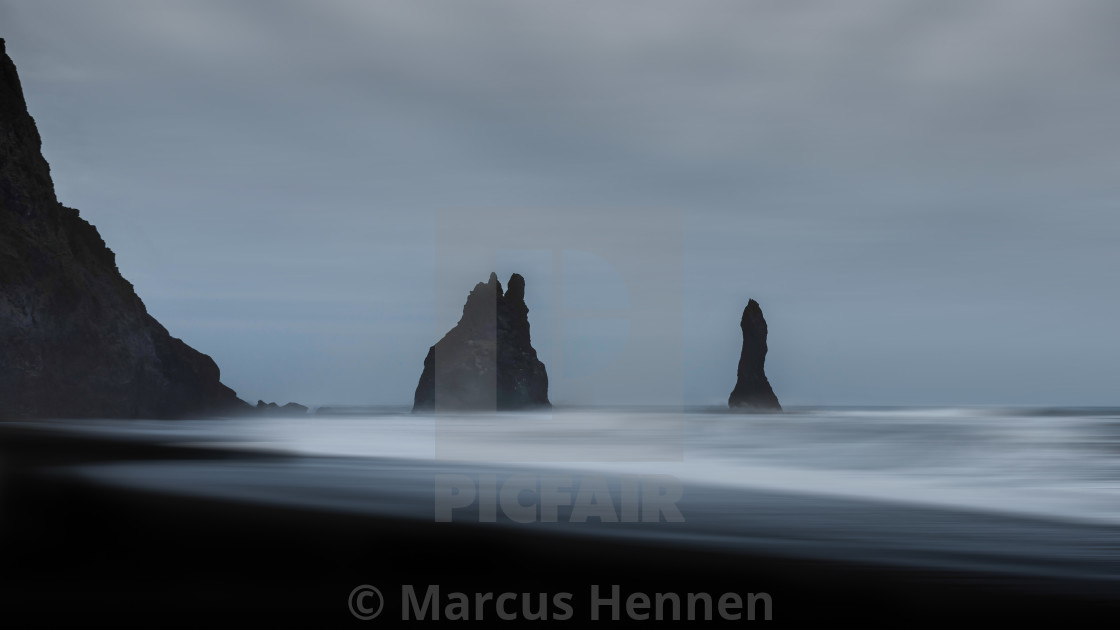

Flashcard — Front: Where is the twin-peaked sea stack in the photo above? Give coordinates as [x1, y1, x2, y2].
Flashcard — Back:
[413, 273, 550, 412]
[729, 299, 782, 411]
[0, 40, 247, 419]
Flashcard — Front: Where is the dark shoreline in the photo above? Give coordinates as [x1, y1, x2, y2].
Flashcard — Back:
[2, 424, 1118, 626]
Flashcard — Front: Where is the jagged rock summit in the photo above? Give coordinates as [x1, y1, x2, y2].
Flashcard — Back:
[728, 299, 782, 411]
[413, 272, 550, 411]
[0, 39, 248, 418]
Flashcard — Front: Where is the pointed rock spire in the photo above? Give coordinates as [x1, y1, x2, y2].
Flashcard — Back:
[729, 299, 782, 411]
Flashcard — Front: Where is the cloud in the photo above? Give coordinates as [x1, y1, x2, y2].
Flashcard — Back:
[2, 0, 1118, 405]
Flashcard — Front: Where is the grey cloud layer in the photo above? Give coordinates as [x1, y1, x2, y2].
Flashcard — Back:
[2, 0, 1117, 405]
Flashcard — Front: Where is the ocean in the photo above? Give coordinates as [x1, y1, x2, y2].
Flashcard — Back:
[14, 406, 1120, 585]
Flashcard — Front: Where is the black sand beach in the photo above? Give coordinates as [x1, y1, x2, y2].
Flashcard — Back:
[2, 423, 1118, 627]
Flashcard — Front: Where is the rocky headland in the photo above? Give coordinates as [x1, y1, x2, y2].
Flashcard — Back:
[0, 39, 248, 419]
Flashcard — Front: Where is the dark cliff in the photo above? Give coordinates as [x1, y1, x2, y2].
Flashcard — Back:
[728, 299, 782, 411]
[0, 39, 248, 418]
[413, 272, 550, 411]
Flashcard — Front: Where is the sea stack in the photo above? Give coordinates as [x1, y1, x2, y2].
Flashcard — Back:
[728, 299, 782, 411]
[0, 39, 248, 419]
[413, 272, 550, 411]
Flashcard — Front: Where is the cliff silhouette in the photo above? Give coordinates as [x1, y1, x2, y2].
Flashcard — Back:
[0, 39, 248, 418]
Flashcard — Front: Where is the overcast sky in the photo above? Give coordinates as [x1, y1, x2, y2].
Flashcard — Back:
[3, 0, 1118, 407]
